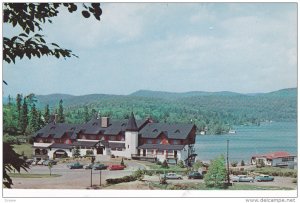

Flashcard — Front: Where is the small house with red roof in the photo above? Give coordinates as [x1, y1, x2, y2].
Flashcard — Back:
[251, 151, 296, 169]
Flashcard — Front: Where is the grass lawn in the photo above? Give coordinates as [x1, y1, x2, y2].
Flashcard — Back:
[149, 182, 293, 190]
[12, 143, 33, 158]
[8, 173, 61, 178]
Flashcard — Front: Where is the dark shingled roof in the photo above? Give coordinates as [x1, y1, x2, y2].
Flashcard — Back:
[109, 142, 126, 149]
[72, 140, 99, 148]
[126, 112, 138, 131]
[49, 143, 73, 149]
[138, 144, 185, 150]
[139, 123, 195, 140]
[33, 123, 80, 139]
[33, 117, 149, 139]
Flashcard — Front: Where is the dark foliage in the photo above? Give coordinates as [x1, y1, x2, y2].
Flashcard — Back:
[3, 3, 102, 64]
[3, 143, 29, 188]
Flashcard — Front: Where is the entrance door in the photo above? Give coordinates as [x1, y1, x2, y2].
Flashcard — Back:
[137, 149, 141, 156]
[143, 149, 146, 157]
[97, 148, 103, 155]
[174, 150, 177, 158]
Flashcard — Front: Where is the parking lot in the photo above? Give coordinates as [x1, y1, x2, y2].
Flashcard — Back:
[11, 160, 146, 189]
[10, 160, 297, 190]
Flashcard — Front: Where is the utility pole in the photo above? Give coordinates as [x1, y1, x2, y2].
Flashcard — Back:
[90, 156, 95, 187]
[99, 169, 102, 186]
[227, 139, 230, 185]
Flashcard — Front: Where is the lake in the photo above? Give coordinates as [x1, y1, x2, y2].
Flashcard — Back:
[194, 122, 297, 164]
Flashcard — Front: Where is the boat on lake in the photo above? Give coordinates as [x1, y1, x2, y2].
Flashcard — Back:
[228, 129, 236, 134]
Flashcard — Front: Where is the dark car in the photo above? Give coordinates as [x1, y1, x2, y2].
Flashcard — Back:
[188, 171, 203, 179]
[67, 162, 83, 169]
[93, 163, 108, 170]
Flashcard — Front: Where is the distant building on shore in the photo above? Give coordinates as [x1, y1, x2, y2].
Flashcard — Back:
[32, 112, 197, 165]
[251, 151, 296, 169]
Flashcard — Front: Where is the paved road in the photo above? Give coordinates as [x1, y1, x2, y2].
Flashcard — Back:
[11, 161, 146, 189]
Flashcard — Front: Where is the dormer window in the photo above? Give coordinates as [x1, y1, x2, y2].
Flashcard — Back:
[121, 123, 126, 127]
[50, 126, 55, 130]
[70, 127, 76, 131]
[92, 122, 98, 126]
[175, 129, 180, 133]
[152, 129, 158, 132]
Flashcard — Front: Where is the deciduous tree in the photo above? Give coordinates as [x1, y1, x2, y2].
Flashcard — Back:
[3, 3, 102, 64]
[204, 155, 227, 188]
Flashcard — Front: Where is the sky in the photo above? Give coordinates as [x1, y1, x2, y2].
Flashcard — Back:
[2, 2, 297, 96]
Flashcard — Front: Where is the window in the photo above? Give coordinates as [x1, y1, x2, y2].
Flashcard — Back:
[110, 136, 116, 141]
[173, 140, 180, 144]
[157, 150, 164, 155]
[147, 139, 152, 144]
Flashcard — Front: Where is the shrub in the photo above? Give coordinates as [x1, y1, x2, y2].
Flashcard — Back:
[292, 179, 297, 183]
[156, 160, 162, 165]
[3, 135, 18, 144]
[192, 160, 203, 171]
[253, 167, 297, 178]
[111, 154, 115, 158]
[85, 150, 94, 156]
[161, 160, 169, 168]
[177, 160, 185, 168]
[133, 169, 144, 180]
[120, 158, 125, 166]
[231, 161, 238, 167]
[241, 160, 245, 166]
[106, 173, 139, 185]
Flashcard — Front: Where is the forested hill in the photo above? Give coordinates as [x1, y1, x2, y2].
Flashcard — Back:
[3, 88, 297, 135]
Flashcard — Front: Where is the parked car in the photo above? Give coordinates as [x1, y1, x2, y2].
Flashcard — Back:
[67, 162, 83, 169]
[188, 171, 203, 179]
[93, 163, 108, 170]
[84, 164, 94, 169]
[255, 175, 274, 182]
[43, 160, 57, 166]
[231, 175, 254, 182]
[37, 159, 46, 165]
[160, 173, 183, 180]
[108, 164, 125, 170]
[25, 159, 34, 165]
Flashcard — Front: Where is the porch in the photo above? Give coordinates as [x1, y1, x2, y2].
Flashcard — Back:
[131, 154, 157, 162]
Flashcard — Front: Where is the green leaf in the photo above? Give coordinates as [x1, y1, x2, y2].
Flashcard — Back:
[19, 33, 28, 37]
[82, 10, 90, 18]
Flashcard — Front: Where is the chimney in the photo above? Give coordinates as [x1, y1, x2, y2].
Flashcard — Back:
[101, 117, 110, 128]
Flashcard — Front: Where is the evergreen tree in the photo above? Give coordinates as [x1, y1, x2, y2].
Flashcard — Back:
[30, 103, 39, 132]
[72, 146, 81, 158]
[58, 99, 65, 123]
[44, 104, 50, 124]
[20, 98, 28, 134]
[16, 94, 22, 128]
[83, 106, 89, 122]
[8, 95, 12, 106]
[37, 110, 45, 129]
[204, 155, 227, 188]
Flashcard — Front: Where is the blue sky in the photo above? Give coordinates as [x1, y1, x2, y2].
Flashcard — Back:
[3, 3, 297, 96]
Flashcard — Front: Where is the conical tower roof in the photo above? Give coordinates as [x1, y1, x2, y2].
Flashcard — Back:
[126, 112, 138, 131]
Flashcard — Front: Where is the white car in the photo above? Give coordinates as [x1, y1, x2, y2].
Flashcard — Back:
[231, 175, 254, 182]
[160, 173, 183, 180]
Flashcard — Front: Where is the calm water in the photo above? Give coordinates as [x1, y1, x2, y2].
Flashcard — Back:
[195, 122, 297, 163]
